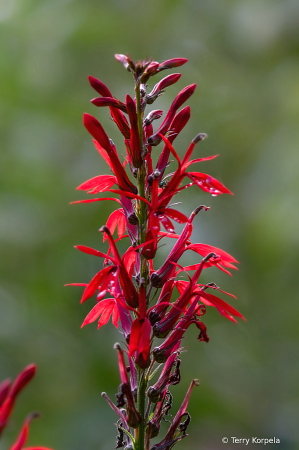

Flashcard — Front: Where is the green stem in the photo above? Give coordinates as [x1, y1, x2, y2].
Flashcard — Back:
[135, 83, 148, 284]
[134, 82, 148, 450]
[137, 371, 147, 450]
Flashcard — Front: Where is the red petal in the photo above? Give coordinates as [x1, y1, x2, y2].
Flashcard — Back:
[187, 243, 239, 264]
[88, 76, 112, 97]
[75, 245, 114, 262]
[159, 58, 188, 70]
[97, 302, 115, 329]
[81, 267, 112, 303]
[91, 97, 127, 113]
[83, 113, 112, 151]
[117, 213, 126, 238]
[81, 298, 115, 328]
[108, 189, 151, 208]
[165, 208, 188, 224]
[10, 413, 38, 450]
[112, 304, 119, 329]
[138, 318, 151, 357]
[93, 140, 113, 168]
[10, 365, 36, 401]
[186, 154, 219, 167]
[0, 379, 10, 409]
[126, 94, 142, 167]
[188, 172, 233, 195]
[128, 319, 142, 356]
[104, 209, 125, 241]
[159, 215, 175, 233]
[77, 175, 116, 193]
[200, 292, 245, 321]
[70, 197, 121, 205]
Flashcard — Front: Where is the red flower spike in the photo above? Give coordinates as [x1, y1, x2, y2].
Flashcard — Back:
[73, 54, 244, 449]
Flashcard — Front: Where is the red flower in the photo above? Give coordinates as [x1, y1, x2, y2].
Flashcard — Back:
[148, 84, 197, 146]
[114, 344, 142, 428]
[83, 113, 137, 194]
[81, 298, 119, 329]
[128, 318, 151, 369]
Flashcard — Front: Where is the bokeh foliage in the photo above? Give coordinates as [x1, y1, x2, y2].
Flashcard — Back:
[1, 0, 299, 449]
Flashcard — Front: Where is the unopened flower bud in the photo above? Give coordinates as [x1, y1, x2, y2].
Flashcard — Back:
[158, 58, 188, 71]
[192, 132, 208, 144]
[128, 213, 138, 225]
[115, 54, 131, 71]
[143, 110, 163, 126]
[153, 347, 167, 363]
[151, 272, 164, 288]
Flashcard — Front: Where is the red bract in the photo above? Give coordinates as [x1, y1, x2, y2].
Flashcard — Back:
[72, 54, 242, 450]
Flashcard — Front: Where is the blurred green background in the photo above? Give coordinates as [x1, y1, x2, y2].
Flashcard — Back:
[1, 0, 299, 449]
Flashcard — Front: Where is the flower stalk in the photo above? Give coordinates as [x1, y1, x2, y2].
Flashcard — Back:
[71, 53, 244, 450]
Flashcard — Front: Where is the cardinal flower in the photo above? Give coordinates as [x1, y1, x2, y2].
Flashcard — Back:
[72, 53, 243, 450]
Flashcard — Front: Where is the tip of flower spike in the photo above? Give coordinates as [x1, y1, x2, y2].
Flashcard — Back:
[193, 379, 200, 386]
[192, 133, 208, 144]
[101, 392, 107, 397]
